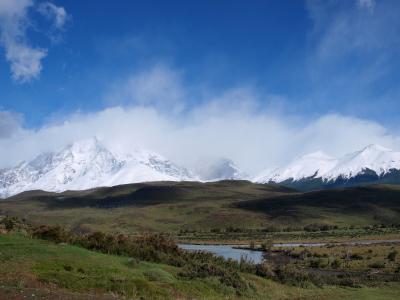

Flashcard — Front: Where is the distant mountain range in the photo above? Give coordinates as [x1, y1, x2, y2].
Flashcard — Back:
[254, 144, 400, 191]
[0, 138, 244, 198]
[1, 138, 400, 198]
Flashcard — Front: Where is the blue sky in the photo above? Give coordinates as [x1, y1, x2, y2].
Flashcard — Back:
[0, 0, 400, 171]
[0, 0, 309, 126]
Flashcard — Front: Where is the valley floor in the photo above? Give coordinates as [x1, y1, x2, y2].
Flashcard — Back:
[1, 233, 400, 300]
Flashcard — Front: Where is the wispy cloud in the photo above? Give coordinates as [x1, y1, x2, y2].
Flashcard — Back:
[38, 2, 68, 30]
[105, 64, 186, 114]
[0, 0, 69, 82]
[305, 0, 400, 119]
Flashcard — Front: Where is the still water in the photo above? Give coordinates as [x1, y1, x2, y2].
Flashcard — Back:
[178, 244, 264, 264]
[179, 239, 400, 263]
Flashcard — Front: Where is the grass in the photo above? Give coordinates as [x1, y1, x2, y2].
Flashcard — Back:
[279, 243, 400, 273]
[1, 182, 400, 239]
[1, 233, 400, 299]
[0, 181, 291, 233]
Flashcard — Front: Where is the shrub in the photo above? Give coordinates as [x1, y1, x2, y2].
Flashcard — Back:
[32, 225, 72, 243]
[303, 223, 335, 232]
[179, 260, 248, 292]
[350, 253, 363, 260]
[331, 259, 341, 269]
[368, 261, 385, 269]
[337, 276, 361, 288]
[255, 262, 275, 278]
[0, 216, 29, 232]
[276, 265, 323, 287]
[309, 259, 323, 268]
[260, 239, 273, 252]
[388, 251, 398, 262]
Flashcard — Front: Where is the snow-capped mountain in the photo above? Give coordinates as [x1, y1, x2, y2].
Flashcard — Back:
[323, 144, 400, 181]
[255, 144, 400, 190]
[0, 138, 194, 198]
[195, 158, 248, 181]
[254, 151, 338, 183]
[2, 139, 399, 198]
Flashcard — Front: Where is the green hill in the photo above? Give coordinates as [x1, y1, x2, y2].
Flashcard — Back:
[0, 181, 399, 235]
[235, 184, 400, 227]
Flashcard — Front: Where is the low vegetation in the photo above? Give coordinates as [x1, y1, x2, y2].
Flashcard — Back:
[1, 182, 400, 299]
[1, 217, 400, 299]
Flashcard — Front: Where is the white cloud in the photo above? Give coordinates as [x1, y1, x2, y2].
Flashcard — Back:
[0, 0, 68, 82]
[0, 111, 22, 138]
[38, 2, 68, 30]
[105, 64, 186, 113]
[1, 64, 399, 173]
[4, 41, 47, 82]
[0, 100, 399, 174]
[0, 0, 47, 82]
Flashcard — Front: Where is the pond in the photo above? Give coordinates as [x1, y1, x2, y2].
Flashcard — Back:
[178, 244, 264, 264]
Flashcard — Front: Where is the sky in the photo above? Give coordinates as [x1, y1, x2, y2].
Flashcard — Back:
[0, 0, 400, 173]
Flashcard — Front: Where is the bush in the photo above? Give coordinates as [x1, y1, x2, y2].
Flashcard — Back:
[276, 265, 323, 287]
[303, 223, 335, 232]
[369, 261, 385, 269]
[388, 251, 398, 262]
[331, 259, 341, 269]
[32, 225, 72, 243]
[350, 253, 363, 260]
[260, 239, 273, 252]
[309, 259, 321, 268]
[179, 259, 248, 292]
[255, 262, 275, 278]
[337, 276, 361, 288]
[0, 216, 29, 232]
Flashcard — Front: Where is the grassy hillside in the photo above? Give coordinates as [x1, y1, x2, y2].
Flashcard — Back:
[0, 181, 399, 238]
[1, 230, 400, 299]
[0, 181, 294, 233]
[235, 185, 400, 227]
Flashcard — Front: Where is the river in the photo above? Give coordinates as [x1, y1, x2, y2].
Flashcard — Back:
[179, 239, 400, 263]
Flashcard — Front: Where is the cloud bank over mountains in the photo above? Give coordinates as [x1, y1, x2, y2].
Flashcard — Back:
[0, 1, 399, 175]
[0, 64, 399, 174]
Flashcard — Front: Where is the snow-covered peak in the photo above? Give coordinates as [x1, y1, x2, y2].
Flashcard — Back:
[360, 144, 392, 153]
[323, 144, 400, 180]
[257, 151, 337, 182]
[0, 138, 194, 198]
[255, 144, 400, 184]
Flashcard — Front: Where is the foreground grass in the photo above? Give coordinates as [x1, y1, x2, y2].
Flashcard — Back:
[1, 233, 400, 299]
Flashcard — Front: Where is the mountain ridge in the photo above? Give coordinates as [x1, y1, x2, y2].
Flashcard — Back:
[1, 139, 400, 197]
[254, 144, 400, 190]
[0, 138, 194, 198]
